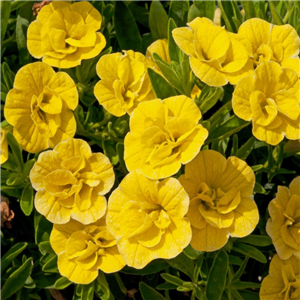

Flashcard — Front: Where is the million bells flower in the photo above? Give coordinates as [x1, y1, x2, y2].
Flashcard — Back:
[106, 170, 191, 269]
[124, 95, 208, 179]
[4, 62, 78, 153]
[266, 176, 300, 260]
[0, 128, 9, 164]
[50, 218, 126, 284]
[232, 61, 300, 146]
[94, 51, 155, 117]
[260, 254, 300, 300]
[237, 18, 300, 75]
[179, 150, 259, 252]
[172, 17, 253, 87]
[27, 1, 106, 68]
[30, 139, 115, 224]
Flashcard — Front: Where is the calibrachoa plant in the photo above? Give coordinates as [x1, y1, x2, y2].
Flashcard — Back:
[1, 1, 300, 300]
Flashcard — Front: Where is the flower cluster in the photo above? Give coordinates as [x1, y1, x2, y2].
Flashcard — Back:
[2, 0, 300, 295]
[27, 1, 106, 68]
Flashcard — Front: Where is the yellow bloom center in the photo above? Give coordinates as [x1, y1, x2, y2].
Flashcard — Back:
[30, 87, 63, 138]
[281, 194, 300, 252]
[43, 156, 102, 211]
[65, 226, 116, 270]
[253, 44, 273, 66]
[279, 264, 300, 299]
[192, 182, 241, 229]
[118, 200, 171, 247]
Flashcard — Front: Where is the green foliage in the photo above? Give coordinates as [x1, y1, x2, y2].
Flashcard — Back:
[1, 1, 300, 299]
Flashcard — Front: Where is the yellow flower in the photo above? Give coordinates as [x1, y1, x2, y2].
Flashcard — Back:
[172, 17, 253, 87]
[30, 138, 114, 224]
[146, 38, 170, 66]
[50, 217, 126, 284]
[27, 1, 106, 68]
[94, 51, 155, 117]
[0, 128, 9, 164]
[146, 39, 201, 99]
[266, 176, 300, 260]
[106, 170, 191, 269]
[238, 18, 300, 75]
[260, 254, 300, 300]
[4, 62, 78, 153]
[232, 61, 300, 146]
[179, 150, 259, 252]
[124, 96, 208, 179]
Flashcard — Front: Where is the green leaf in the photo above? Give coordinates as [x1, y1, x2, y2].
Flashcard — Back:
[11, 0, 31, 11]
[217, 0, 235, 32]
[32, 272, 60, 289]
[149, 0, 168, 40]
[140, 282, 166, 300]
[80, 282, 94, 300]
[206, 251, 228, 300]
[254, 182, 267, 194]
[6, 132, 23, 171]
[167, 252, 194, 279]
[236, 137, 256, 160]
[206, 115, 250, 143]
[16, 2, 33, 65]
[197, 86, 223, 114]
[116, 142, 128, 174]
[238, 235, 272, 247]
[194, 0, 215, 21]
[2, 63, 15, 92]
[1, 1, 11, 43]
[169, 1, 189, 27]
[121, 259, 169, 275]
[114, 1, 142, 52]
[1, 186, 22, 198]
[34, 211, 53, 244]
[103, 4, 114, 20]
[168, 18, 180, 63]
[42, 255, 58, 273]
[102, 140, 118, 165]
[239, 290, 259, 300]
[230, 281, 261, 290]
[20, 184, 34, 216]
[160, 273, 185, 286]
[231, 256, 249, 282]
[153, 53, 185, 94]
[95, 272, 113, 300]
[148, 68, 177, 99]
[1, 242, 27, 273]
[156, 282, 178, 290]
[232, 243, 267, 263]
[193, 254, 204, 282]
[269, 1, 284, 25]
[38, 241, 55, 255]
[128, 2, 150, 28]
[228, 255, 243, 266]
[242, 1, 256, 19]
[188, 4, 201, 22]
[183, 244, 204, 260]
[1, 258, 33, 300]
[54, 277, 72, 290]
